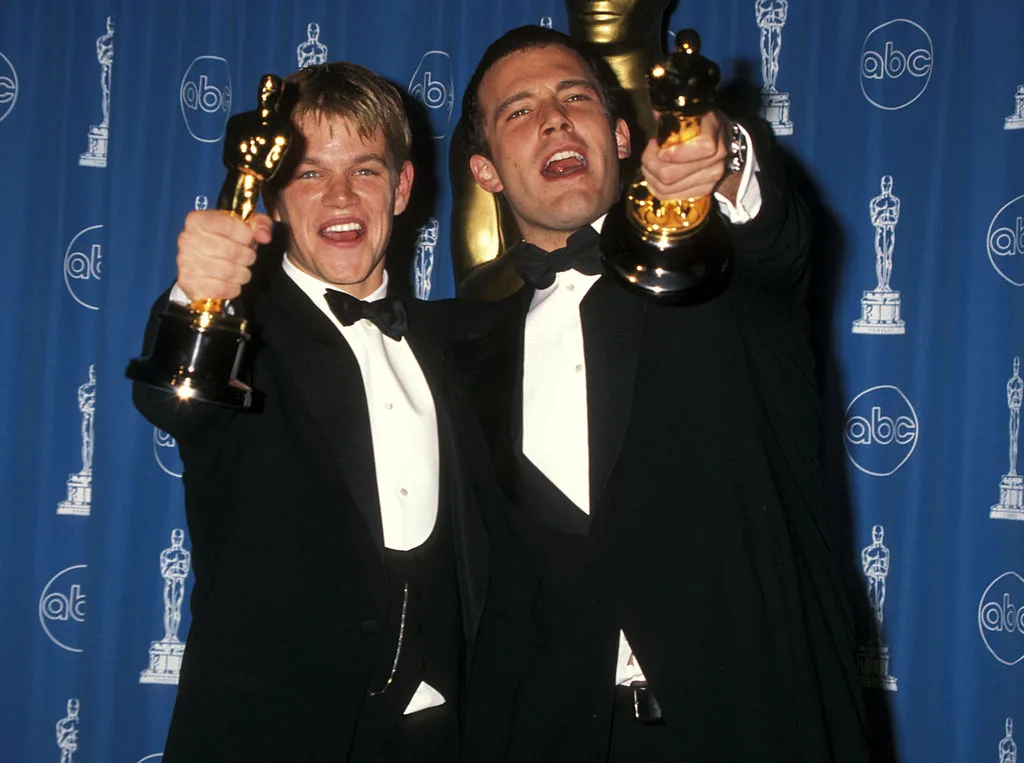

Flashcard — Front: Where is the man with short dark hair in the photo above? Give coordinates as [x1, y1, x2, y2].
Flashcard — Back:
[133, 61, 506, 762]
[459, 25, 873, 761]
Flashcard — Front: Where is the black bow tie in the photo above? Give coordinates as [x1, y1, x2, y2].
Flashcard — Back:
[323, 289, 408, 341]
[510, 225, 603, 289]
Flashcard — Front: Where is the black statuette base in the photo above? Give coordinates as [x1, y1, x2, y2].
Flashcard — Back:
[125, 302, 252, 409]
[600, 202, 733, 306]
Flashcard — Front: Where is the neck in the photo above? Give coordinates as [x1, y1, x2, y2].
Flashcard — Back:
[521, 219, 599, 253]
[523, 232, 571, 253]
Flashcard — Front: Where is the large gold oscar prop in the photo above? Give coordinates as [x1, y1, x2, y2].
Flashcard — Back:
[126, 74, 293, 408]
[600, 30, 732, 304]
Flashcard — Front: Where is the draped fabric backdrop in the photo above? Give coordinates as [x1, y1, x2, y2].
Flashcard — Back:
[1, 0, 1022, 760]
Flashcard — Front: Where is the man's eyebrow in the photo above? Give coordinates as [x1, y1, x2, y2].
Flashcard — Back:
[296, 152, 390, 167]
[493, 90, 533, 120]
[492, 79, 600, 120]
[349, 152, 390, 166]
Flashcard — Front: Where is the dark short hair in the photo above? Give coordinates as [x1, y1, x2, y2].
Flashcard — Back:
[284, 61, 412, 169]
[460, 25, 617, 159]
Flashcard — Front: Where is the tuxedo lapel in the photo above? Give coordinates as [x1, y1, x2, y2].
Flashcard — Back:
[403, 299, 488, 645]
[581, 277, 646, 510]
[475, 288, 531, 499]
[256, 271, 385, 552]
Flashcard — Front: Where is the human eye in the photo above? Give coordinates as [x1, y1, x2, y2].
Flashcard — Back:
[296, 167, 320, 180]
[506, 106, 530, 121]
[565, 90, 594, 105]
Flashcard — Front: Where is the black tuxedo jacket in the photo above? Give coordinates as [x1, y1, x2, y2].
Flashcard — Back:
[133, 269, 508, 762]
[465, 131, 873, 761]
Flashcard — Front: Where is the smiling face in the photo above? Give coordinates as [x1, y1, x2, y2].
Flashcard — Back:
[469, 44, 630, 252]
[566, 0, 670, 47]
[270, 112, 413, 297]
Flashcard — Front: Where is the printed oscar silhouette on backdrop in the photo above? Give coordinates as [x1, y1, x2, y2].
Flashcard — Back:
[79, 17, 114, 168]
[755, 0, 793, 135]
[140, 529, 191, 684]
[414, 218, 439, 300]
[126, 74, 293, 408]
[992, 357, 1024, 520]
[57, 365, 96, 517]
[858, 525, 899, 690]
[1006, 85, 1024, 131]
[601, 29, 739, 304]
[56, 698, 80, 763]
[1000, 718, 1017, 763]
[853, 176, 906, 334]
[297, 22, 327, 68]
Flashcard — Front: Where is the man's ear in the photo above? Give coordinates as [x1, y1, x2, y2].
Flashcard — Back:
[393, 160, 415, 216]
[469, 154, 505, 194]
[614, 118, 631, 160]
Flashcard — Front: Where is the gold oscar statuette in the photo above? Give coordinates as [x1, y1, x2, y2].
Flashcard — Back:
[126, 74, 293, 408]
[600, 30, 733, 305]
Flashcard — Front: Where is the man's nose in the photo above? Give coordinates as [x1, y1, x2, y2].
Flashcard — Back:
[539, 98, 573, 135]
[323, 175, 354, 205]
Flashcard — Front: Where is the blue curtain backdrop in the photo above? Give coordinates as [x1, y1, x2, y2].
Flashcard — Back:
[1, 0, 1022, 760]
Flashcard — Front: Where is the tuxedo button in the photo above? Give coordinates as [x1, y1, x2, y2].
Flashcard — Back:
[360, 619, 378, 634]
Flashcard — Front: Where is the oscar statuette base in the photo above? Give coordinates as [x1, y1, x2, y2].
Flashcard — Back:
[600, 202, 733, 306]
[760, 92, 793, 136]
[991, 474, 1024, 520]
[858, 642, 898, 691]
[126, 302, 253, 409]
[139, 640, 185, 685]
[57, 472, 92, 516]
[853, 289, 905, 335]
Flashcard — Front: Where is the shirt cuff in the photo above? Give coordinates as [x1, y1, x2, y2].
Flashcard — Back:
[169, 283, 189, 306]
[714, 123, 762, 224]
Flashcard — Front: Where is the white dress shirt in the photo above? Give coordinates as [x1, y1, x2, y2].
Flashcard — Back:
[280, 259, 439, 553]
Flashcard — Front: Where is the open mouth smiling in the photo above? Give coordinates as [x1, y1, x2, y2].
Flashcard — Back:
[320, 220, 365, 243]
[542, 150, 588, 178]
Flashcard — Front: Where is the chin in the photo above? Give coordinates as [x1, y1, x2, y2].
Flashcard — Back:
[553, 201, 608, 230]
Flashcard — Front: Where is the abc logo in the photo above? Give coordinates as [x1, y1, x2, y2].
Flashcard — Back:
[844, 385, 919, 476]
[987, 195, 1024, 286]
[154, 428, 183, 479]
[63, 225, 103, 311]
[0, 50, 17, 123]
[38, 564, 88, 653]
[860, 19, 933, 110]
[409, 50, 453, 140]
[180, 56, 233, 143]
[978, 571, 1024, 666]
